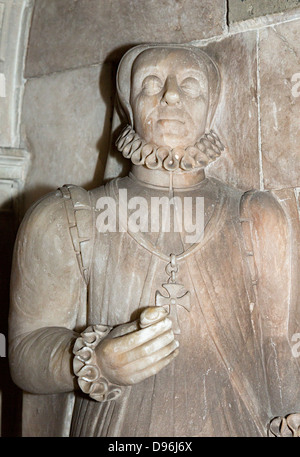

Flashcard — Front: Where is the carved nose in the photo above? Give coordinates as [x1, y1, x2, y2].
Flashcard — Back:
[161, 76, 180, 105]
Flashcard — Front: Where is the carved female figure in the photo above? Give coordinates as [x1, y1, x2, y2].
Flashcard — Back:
[9, 44, 300, 437]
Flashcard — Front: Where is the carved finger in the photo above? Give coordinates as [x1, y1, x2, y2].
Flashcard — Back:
[118, 329, 176, 364]
[139, 306, 168, 328]
[106, 306, 167, 340]
[112, 317, 173, 353]
[126, 339, 179, 371]
[107, 319, 139, 339]
[126, 348, 179, 385]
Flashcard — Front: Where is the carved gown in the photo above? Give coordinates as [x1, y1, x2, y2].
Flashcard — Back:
[9, 175, 300, 437]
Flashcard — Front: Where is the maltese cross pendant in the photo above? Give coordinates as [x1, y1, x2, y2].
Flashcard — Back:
[155, 254, 191, 334]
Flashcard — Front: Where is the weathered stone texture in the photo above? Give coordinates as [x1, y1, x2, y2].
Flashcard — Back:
[204, 31, 260, 191]
[104, 32, 261, 191]
[259, 20, 300, 189]
[25, 0, 226, 77]
[272, 187, 300, 329]
[229, 0, 300, 23]
[21, 63, 113, 211]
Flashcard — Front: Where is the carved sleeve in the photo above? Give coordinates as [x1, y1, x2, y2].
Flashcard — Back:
[9, 190, 85, 394]
[241, 190, 300, 417]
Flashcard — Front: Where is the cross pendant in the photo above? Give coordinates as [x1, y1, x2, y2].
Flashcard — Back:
[155, 283, 191, 334]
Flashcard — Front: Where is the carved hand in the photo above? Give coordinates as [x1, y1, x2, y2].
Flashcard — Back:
[95, 307, 179, 386]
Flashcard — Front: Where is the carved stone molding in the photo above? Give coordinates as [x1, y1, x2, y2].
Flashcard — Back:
[0, 0, 34, 148]
[0, 148, 30, 216]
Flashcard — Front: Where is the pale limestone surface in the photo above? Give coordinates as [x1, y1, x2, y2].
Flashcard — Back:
[25, 0, 226, 78]
[2, 0, 300, 439]
[106, 33, 261, 191]
[259, 19, 300, 189]
[21, 1, 300, 203]
[228, 0, 300, 23]
[21, 63, 113, 211]
[203, 31, 260, 191]
[9, 44, 300, 437]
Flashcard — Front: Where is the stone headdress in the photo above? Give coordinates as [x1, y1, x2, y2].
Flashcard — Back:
[104, 44, 223, 178]
[116, 43, 221, 131]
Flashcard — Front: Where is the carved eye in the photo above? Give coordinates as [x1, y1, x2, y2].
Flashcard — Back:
[180, 77, 202, 98]
[142, 75, 163, 95]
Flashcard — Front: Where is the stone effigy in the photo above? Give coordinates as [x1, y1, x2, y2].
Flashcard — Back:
[9, 44, 300, 437]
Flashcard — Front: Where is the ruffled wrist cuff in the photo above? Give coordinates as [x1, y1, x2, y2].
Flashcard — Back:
[269, 413, 300, 437]
[73, 324, 124, 402]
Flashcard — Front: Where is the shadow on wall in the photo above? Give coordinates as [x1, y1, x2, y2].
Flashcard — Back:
[22, 45, 135, 212]
[93, 44, 135, 186]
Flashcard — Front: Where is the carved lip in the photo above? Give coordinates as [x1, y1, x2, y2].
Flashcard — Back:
[158, 118, 185, 125]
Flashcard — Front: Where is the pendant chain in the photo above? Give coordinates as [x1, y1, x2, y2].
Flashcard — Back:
[110, 178, 221, 265]
[166, 253, 178, 283]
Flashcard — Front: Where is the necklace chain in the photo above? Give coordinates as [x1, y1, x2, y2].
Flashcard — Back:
[108, 178, 225, 266]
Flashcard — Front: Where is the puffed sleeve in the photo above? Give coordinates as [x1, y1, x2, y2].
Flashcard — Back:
[9, 189, 85, 394]
[241, 190, 300, 417]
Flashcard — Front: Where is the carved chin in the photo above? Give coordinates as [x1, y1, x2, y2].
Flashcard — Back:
[144, 120, 199, 150]
[116, 125, 225, 172]
[159, 132, 190, 150]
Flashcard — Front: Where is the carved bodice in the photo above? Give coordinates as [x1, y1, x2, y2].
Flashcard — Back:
[70, 176, 270, 437]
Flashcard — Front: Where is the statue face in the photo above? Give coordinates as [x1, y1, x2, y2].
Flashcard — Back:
[130, 48, 209, 149]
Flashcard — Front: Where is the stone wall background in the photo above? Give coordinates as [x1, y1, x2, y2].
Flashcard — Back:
[1, 0, 300, 436]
